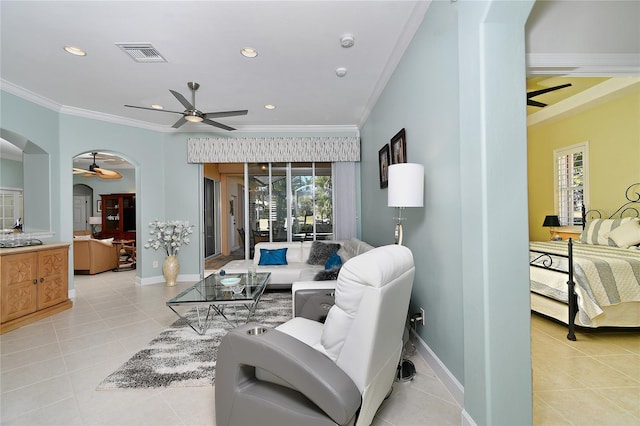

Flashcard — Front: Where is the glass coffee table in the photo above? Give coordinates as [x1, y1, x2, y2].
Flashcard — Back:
[166, 272, 270, 334]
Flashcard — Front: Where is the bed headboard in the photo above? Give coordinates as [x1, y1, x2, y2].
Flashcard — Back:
[582, 182, 640, 229]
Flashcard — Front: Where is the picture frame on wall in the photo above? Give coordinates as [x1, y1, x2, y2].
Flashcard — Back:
[378, 144, 390, 188]
[97, 200, 102, 212]
[391, 128, 407, 164]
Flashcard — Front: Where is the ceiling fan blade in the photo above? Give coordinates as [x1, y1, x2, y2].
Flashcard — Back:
[82, 173, 97, 178]
[124, 105, 184, 114]
[527, 100, 547, 108]
[203, 110, 249, 118]
[169, 90, 194, 110]
[172, 116, 188, 128]
[98, 172, 122, 180]
[527, 83, 572, 99]
[94, 167, 122, 179]
[73, 167, 91, 174]
[202, 118, 235, 131]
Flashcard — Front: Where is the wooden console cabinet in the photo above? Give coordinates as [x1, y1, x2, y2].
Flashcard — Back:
[0, 243, 72, 334]
[101, 193, 136, 241]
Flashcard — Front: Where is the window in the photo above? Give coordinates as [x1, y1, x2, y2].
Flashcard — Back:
[248, 162, 333, 243]
[553, 142, 589, 226]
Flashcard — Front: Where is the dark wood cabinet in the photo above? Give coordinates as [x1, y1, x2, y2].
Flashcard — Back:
[101, 193, 136, 241]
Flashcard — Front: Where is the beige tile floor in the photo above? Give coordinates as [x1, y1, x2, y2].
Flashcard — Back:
[4, 269, 636, 425]
[531, 313, 640, 425]
[1, 270, 461, 426]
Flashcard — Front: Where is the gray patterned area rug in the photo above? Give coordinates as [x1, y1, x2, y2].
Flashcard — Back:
[97, 291, 291, 390]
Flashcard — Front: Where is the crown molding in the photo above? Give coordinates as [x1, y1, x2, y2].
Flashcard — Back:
[2, 79, 361, 135]
[58, 104, 174, 132]
[358, 0, 432, 128]
[527, 53, 640, 76]
[1, 79, 62, 112]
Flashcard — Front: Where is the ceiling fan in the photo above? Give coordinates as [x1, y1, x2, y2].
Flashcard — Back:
[73, 152, 122, 179]
[124, 82, 248, 131]
[527, 83, 572, 107]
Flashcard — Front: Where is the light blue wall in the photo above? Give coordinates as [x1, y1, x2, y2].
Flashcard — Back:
[58, 114, 170, 283]
[0, 158, 23, 188]
[1, 92, 59, 235]
[360, 1, 533, 424]
[361, 0, 464, 378]
[1, 89, 360, 287]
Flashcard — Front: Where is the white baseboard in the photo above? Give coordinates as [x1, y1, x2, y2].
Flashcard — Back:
[462, 409, 477, 426]
[410, 329, 466, 410]
[137, 273, 201, 286]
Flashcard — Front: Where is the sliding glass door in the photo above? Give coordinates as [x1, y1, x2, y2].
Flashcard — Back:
[247, 162, 333, 250]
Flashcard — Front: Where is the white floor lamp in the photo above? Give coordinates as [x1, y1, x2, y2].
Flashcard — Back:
[387, 163, 424, 245]
[387, 162, 424, 381]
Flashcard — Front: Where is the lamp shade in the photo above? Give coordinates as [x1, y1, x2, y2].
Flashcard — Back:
[388, 163, 424, 207]
[89, 216, 102, 225]
[542, 215, 561, 227]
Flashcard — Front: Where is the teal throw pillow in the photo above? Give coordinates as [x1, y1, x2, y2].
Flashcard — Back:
[324, 251, 342, 270]
[258, 248, 288, 265]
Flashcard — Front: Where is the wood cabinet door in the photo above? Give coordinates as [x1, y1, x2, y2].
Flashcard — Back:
[1, 252, 38, 322]
[37, 249, 68, 310]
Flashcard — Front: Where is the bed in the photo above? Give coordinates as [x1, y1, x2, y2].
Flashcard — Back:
[529, 183, 640, 340]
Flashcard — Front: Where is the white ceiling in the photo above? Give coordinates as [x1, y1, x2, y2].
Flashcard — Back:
[1, 1, 429, 133]
[1, 0, 638, 136]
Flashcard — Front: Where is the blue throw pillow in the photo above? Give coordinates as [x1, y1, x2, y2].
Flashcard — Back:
[258, 248, 288, 266]
[324, 251, 342, 270]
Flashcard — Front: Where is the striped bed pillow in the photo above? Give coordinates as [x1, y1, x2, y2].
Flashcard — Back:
[580, 217, 634, 246]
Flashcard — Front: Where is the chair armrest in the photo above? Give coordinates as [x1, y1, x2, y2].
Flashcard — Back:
[291, 281, 336, 320]
[216, 323, 360, 425]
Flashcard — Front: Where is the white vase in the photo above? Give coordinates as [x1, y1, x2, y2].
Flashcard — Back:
[163, 255, 179, 287]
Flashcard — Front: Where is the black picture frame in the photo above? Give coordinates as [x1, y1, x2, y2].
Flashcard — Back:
[378, 144, 390, 188]
[96, 200, 102, 212]
[390, 128, 407, 164]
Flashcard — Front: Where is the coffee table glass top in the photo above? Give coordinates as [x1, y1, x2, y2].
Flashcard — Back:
[167, 272, 270, 305]
[166, 272, 271, 334]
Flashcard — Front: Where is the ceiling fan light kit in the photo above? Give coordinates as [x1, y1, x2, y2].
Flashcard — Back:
[124, 82, 248, 130]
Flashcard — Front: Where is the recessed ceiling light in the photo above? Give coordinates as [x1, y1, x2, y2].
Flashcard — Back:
[264, 104, 276, 110]
[241, 47, 258, 58]
[64, 45, 86, 56]
[151, 104, 164, 110]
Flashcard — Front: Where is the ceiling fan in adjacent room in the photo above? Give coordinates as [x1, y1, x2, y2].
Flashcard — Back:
[527, 83, 572, 107]
[124, 82, 248, 130]
[73, 152, 122, 179]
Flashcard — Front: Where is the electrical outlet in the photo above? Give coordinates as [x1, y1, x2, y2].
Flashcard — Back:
[419, 307, 425, 326]
[153, 261, 158, 268]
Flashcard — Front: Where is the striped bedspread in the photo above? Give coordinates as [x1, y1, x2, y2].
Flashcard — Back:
[530, 241, 640, 322]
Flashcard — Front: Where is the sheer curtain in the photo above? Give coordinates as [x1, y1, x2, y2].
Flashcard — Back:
[333, 162, 358, 241]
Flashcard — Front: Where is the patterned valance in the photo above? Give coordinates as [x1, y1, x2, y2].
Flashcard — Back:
[187, 136, 360, 163]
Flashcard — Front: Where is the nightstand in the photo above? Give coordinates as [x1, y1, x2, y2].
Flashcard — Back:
[555, 227, 582, 241]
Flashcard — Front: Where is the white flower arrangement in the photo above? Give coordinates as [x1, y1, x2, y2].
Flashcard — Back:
[144, 220, 194, 257]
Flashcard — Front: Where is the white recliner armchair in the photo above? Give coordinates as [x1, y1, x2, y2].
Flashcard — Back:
[215, 244, 415, 426]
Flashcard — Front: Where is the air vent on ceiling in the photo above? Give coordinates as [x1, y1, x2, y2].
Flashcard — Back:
[116, 43, 167, 63]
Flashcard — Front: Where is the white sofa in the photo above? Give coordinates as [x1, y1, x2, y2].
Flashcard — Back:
[220, 238, 374, 289]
